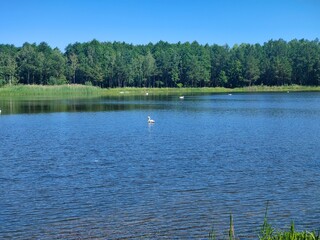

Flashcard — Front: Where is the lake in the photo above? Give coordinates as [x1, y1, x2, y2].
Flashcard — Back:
[0, 92, 319, 239]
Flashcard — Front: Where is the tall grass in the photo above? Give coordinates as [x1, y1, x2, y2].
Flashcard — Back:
[0, 84, 319, 98]
[0, 84, 104, 97]
[233, 85, 320, 93]
[260, 221, 320, 240]
[209, 204, 319, 240]
[259, 202, 275, 239]
[229, 213, 235, 240]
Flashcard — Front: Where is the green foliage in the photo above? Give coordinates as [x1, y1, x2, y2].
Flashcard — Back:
[259, 221, 320, 240]
[209, 204, 319, 240]
[217, 70, 228, 87]
[84, 81, 93, 86]
[259, 202, 275, 239]
[1, 39, 320, 88]
[209, 217, 319, 240]
[0, 78, 6, 87]
[48, 76, 68, 85]
[209, 227, 217, 240]
[176, 83, 183, 88]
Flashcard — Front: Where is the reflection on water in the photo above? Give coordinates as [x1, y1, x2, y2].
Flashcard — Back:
[0, 95, 194, 115]
[0, 97, 147, 114]
[0, 92, 320, 239]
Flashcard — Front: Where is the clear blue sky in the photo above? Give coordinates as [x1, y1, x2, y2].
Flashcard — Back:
[1, 0, 319, 51]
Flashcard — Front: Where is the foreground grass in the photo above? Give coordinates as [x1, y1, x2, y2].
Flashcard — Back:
[258, 211, 319, 240]
[209, 208, 319, 240]
[209, 217, 319, 240]
[0, 84, 319, 98]
[260, 222, 319, 240]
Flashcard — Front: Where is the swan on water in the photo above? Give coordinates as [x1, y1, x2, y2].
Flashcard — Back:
[147, 116, 155, 123]
[179, 96, 184, 99]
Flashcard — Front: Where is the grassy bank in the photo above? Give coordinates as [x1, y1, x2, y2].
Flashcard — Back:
[0, 84, 319, 98]
[0, 84, 104, 97]
[233, 85, 320, 93]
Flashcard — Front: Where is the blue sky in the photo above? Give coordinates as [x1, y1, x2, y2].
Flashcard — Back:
[1, 0, 319, 51]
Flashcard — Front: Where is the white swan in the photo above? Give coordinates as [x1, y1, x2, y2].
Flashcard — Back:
[147, 116, 155, 123]
[179, 96, 184, 99]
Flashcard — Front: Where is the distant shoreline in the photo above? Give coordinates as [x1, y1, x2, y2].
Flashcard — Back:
[0, 84, 319, 98]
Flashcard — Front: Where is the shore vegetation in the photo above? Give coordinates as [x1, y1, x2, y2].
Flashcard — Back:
[209, 214, 319, 240]
[0, 84, 319, 98]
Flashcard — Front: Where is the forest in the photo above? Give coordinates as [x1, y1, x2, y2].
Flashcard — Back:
[0, 38, 320, 88]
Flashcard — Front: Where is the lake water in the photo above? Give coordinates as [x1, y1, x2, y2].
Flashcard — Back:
[0, 92, 319, 239]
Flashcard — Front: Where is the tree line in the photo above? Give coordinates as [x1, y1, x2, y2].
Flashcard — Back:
[0, 38, 320, 88]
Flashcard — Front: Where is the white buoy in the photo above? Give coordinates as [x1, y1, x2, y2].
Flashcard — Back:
[147, 116, 155, 123]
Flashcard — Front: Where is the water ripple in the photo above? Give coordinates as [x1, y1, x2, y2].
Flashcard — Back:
[1, 92, 320, 238]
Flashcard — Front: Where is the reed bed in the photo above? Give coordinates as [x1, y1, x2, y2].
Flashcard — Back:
[0, 84, 103, 97]
[0, 84, 319, 98]
[233, 85, 320, 93]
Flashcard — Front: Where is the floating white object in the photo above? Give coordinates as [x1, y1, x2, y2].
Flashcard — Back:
[228, 93, 232, 96]
[146, 92, 149, 95]
[147, 116, 155, 123]
[0, 109, 1, 114]
[179, 96, 184, 99]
